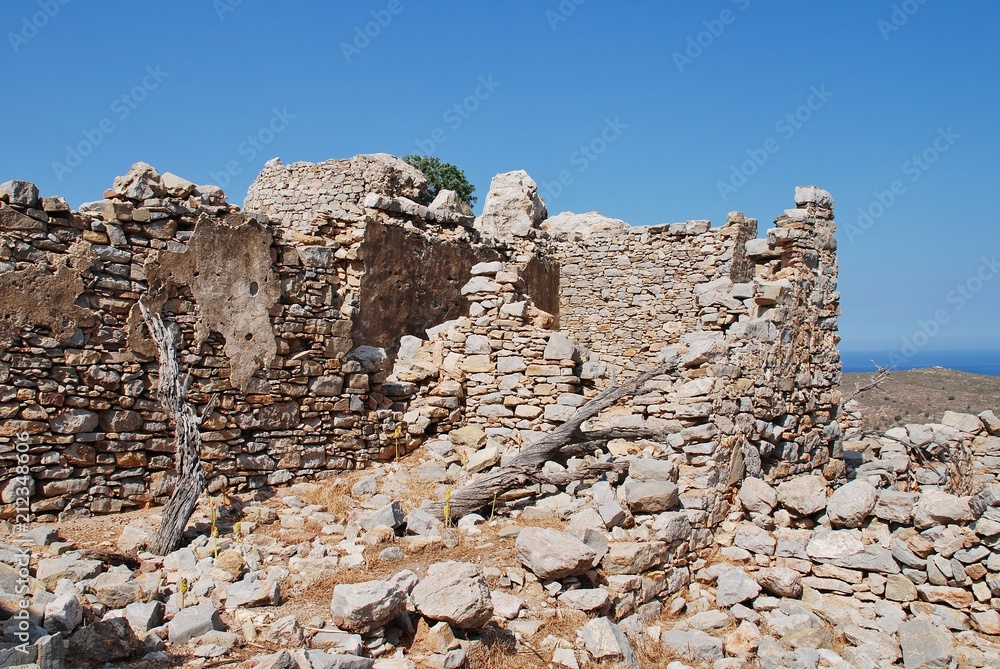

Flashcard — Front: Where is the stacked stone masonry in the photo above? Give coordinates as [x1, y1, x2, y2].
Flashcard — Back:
[0, 156, 840, 528]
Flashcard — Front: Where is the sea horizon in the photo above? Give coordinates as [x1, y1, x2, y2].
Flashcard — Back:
[841, 349, 1000, 377]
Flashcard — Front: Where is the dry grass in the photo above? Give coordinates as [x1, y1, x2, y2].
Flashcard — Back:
[298, 469, 370, 522]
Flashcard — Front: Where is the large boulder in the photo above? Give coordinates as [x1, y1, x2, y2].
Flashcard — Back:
[715, 569, 761, 607]
[913, 490, 971, 530]
[329, 581, 406, 634]
[755, 566, 803, 598]
[826, 479, 878, 528]
[475, 170, 546, 240]
[776, 475, 829, 516]
[514, 527, 596, 579]
[43, 594, 82, 634]
[168, 601, 223, 644]
[68, 617, 141, 663]
[620, 478, 679, 514]
[410, 561, 492, 629]
[737, 478, 777, 515]
[0, 180, 40, 208]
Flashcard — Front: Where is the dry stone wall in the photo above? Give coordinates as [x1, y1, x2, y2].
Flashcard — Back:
[553, 214, 756, 373]
[0, 156, 521, 522]
[0, 154, 841, 528]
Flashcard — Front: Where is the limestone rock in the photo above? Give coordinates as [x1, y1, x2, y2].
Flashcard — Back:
[794, 185, 833, 209]
[579, 617, 638, 665]
[776, 475, 828, 516]
[884, 574, 918, 602]
[160, 172, 197, 197]
[475, 170, 547, 240]
[913, 490, 971, 530]
[410, 561, 493, 629]
[540, 211, 629, 242]
[826, 479, 877, 528]
[0, 180, 40, 208]
[898, 618, 953, 669]
[330, 581, 405, 634]
[755, 566, 803, 599]
[68, 617, 140, 663]
[490, 591, 525, 619]
[225, 576, 280, 610]
[49, 409, 98, 435]
[661, 629, 724, 664]
[168, 601, 223, 644]
[738, 478, 777, 515]
[429, 189, 472, 216]
[514, 527, 596, 579]
[558, 588, 610, 613]
[601, 541, 667, 575]
[43, 594, 81, 634]
[716, 569, 761, 607]
[874, 490, 919, 524]
[941, 411, 983, 434]
[264, 615, 305, 647]
[117, 519, 155, 553]
[620, 478, 679, 514]
[124, 601, 164, 633]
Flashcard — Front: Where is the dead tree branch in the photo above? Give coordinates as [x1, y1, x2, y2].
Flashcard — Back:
[140, 301, 217, 556]
[429, 361, 680, 520]
[842, 362, 891, 405]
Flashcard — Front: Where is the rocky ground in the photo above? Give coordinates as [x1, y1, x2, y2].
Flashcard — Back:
[3, 407, 1000, 669]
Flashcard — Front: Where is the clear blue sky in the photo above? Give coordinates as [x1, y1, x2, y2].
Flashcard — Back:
[2, 1, 998, 361]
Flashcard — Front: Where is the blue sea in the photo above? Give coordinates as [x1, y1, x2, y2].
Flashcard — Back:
[841, 350, 1000, 377]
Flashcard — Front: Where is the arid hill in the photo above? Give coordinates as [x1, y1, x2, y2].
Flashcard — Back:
[842, 366, 1000, 433]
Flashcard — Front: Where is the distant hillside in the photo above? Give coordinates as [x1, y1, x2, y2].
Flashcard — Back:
[841, 367, 1000, 434]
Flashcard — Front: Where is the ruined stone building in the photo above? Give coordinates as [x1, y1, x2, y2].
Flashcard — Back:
[0, 154, 841, 530]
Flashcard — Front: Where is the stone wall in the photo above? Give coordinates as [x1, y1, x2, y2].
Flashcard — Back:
[0, 157, 522, 522]
[0, 155, 841, 526]
[553, 214, 756, 374]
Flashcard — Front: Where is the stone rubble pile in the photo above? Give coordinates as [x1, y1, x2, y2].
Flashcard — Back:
[1, 406, 996, 668]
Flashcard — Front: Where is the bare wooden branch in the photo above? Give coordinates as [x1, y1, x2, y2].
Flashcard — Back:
[568, 427, 666, 443]
[429, 361, 680, 519]
[842, 362, 891, 405]
[139, 301, 211, 556]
